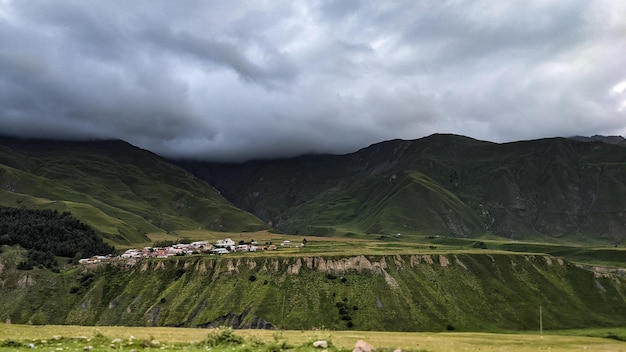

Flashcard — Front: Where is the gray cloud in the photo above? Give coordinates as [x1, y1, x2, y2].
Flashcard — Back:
[0, 0, 624, 161]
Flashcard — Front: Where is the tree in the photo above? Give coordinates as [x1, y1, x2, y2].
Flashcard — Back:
[0, 205, 114, 266]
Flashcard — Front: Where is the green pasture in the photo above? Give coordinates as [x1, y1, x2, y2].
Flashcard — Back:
[163, 229, 626, 268]
[1, 324, 625, 351]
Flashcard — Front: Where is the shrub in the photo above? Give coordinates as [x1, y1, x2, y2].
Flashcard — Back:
[173, 268, 186, 280]
[0, 340, 22, 347]
[472, 241, 487, 249]
[205, 327, 244, 347]
[16, 261, 33, 270]
[17, 249, 58, 270]
[153, 240, 176, 248]
[606, 332, 626, 341]
[336, 301, 353, 323]
[79, 273, 95, 286]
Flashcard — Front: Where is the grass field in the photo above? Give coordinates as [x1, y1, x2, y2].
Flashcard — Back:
[140, 229, 626, 268]
[1, 324, 625, 351]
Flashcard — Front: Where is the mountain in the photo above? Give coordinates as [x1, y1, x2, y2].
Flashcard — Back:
[179, 134, 626, 244]
[570, 135, 626, 147]
[0, 137, 267, 246]
[2, 134, 624, 246]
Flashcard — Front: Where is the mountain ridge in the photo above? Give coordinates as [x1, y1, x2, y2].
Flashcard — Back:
[0, 136, 268, 246]
[570, 135, 626, 147]
[179, 134, 626, 244]
[1, 134, 625, 246]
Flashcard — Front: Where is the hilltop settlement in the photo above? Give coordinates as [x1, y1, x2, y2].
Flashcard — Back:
[78, 238, 297, 264]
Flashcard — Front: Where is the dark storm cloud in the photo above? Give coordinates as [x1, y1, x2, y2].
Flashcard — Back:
[0, 0, 624, 161]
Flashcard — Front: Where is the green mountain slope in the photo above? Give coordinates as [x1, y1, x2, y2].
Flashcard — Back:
[0, 137, 267, 246]
[180, 134, 626, 243]
[1, 253, 625, 331]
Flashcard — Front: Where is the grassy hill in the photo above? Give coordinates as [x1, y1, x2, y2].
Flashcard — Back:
[1, 248, 625, 332]
[0, 137, 267, 246]
[180, 134, 626, 244]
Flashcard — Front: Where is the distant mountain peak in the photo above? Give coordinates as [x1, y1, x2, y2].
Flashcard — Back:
[569, 135, 626, 146]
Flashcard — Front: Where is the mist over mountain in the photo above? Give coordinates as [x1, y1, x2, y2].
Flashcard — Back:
[2, 1, 625, 162]
[570, 135, 626, 147]
[179, 134, 626, 244]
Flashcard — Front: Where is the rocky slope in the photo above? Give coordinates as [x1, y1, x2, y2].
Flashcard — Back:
[2, 251, 625, 331]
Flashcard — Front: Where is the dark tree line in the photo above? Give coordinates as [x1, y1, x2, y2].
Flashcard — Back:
[16, 249, 57, 270]
[0, 205, 114, 269]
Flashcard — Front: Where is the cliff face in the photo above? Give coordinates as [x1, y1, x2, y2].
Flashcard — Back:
[1, 254, 625, 331]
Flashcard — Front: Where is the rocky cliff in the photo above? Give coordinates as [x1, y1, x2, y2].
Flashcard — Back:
[2, 252, 625, 331]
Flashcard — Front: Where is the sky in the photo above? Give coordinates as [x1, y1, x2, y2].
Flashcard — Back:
[1, 1, 625, 161]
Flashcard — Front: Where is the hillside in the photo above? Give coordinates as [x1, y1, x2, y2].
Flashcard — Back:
[0, 137, 267, 246]
[179, 134, 626, 244]
[1, 134, 624, 246]
[0, 206, 114, 268]
[1, 251, 625, 331]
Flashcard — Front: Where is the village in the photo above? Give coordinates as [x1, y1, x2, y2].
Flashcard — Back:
[78, 238, 300, 264]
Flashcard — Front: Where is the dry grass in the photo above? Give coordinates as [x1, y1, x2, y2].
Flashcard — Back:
[1, 324, 624, 351]
[171, 229, 368, 243]
[132, 230, 548, 259]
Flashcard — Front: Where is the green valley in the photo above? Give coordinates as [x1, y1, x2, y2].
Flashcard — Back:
[0, 134, 625, 337]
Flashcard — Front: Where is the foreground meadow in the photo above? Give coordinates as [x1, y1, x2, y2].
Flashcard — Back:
[1, 324, 625, 351]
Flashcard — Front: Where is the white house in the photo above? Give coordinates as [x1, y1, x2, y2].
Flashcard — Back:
[190, 241, 209, 248]
[211, 248, 229, 255]
[215, 238, 235, 247]
[234, 244, 250, 252]
[121, 249, 141, 258]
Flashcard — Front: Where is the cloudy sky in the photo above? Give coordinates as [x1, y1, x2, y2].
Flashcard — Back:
[1, 1, 625, 161]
